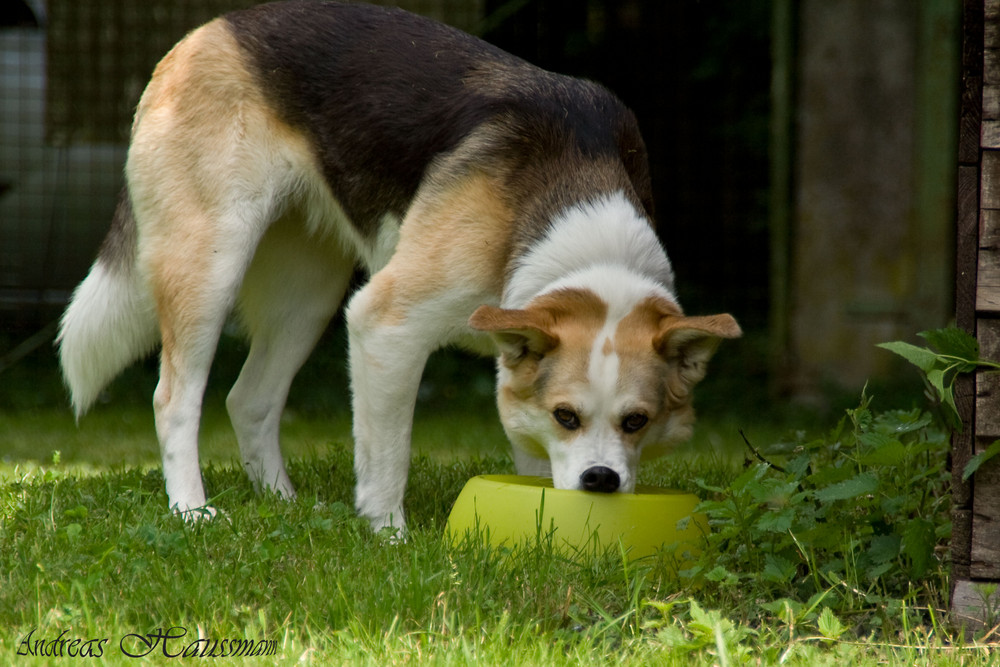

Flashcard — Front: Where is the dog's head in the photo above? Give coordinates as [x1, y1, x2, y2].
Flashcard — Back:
[470, 289, 740, 493]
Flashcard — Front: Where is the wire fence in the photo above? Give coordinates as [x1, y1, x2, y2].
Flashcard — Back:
[1, 0, 771, 343]
[1, 0, 486, 331]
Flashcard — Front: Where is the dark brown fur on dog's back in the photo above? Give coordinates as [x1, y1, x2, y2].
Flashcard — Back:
[225, 1, 653, 237]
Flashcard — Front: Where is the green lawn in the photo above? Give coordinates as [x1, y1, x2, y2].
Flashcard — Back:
[1, 338, 995, 664]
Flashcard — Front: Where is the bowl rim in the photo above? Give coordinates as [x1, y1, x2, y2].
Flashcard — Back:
[469, 474, 697, 498]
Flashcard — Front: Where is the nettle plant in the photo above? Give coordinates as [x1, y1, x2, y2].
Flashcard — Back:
[880, 327, 1000, 478]
[680, 328, 1000, 633]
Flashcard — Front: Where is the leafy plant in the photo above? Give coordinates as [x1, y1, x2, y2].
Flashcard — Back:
[878, 327, 1000, 479]
[678, 327, 999, 638]
[877, 327, 1000, 430]
[682, 391, 950, 635]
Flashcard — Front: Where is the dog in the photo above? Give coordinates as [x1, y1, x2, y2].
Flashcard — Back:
[57, 1, 741, 533]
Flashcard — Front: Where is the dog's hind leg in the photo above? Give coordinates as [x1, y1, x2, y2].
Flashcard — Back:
[143, 208, 263, 518]
[124, 16, 347, 516]
[227, 219, 354, 498]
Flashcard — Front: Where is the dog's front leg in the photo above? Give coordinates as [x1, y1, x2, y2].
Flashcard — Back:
[346, 282, 436, 537]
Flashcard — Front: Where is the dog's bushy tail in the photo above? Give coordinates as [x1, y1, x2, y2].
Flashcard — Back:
[57, 191, 159, 417]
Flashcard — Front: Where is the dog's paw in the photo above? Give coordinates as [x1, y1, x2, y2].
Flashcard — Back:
[376, 524, 407, 544]
[172, 503, 221, 522]
[368, 510, 407, 543]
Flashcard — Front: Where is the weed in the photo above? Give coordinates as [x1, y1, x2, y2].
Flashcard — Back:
[673, 327, 997, 643]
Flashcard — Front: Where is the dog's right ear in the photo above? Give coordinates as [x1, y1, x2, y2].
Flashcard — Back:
[469, 305, 559, 366]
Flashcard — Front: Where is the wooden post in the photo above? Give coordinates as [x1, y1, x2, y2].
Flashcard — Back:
[951, 0, 1000, 631]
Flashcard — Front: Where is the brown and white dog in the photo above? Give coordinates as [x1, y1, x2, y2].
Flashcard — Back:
[58, 1, 740, 533]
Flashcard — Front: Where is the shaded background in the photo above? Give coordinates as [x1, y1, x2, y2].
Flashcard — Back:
[0, 0, 960, 415]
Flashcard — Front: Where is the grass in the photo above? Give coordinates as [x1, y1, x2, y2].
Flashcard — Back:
[1, 333, 997, 664]
[1, 431, 994, 665]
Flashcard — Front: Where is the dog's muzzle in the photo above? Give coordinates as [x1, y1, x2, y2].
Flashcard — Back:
[580, 466, 620, 493]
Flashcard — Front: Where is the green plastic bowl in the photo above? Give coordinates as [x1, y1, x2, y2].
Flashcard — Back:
[446, 475, 707, 561]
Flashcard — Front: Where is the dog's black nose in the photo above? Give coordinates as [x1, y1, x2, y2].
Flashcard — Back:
[580, 466, 620, 493]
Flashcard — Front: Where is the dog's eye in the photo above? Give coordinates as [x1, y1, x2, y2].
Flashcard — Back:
[553, 408, 581, 430]
[621, 413, 648, 433]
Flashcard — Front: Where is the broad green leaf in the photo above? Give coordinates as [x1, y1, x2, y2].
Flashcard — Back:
[807, 464, 854, 488]
[748, 478, 799, 505]
[866, 561, 894, 579]
[685, 600, 752, 646]
[858, 430, 894, 448]
[814, 472, 879, 503]
[762, 553, 797, 583]
[760, 598, 805, 624]
[876, 341, 941, 373]
[924, 367, 948, 404]
[705, 565, 738, 585]
[694, 478, 725, 494]
[857, 440, 907, 466]
[786, 453, 811, 478]
[755, 507, 795, 534]
[730, 463, 770, 493]
[874, 409, 934, 435]
[817, 607, 846, 640]
[655, 624, 697, 650]
[918, 327, 979, 362]
[963, 440, 1000, 481]
[643, 599, 678, 619]
[850, 405, 874, 431]
[867, 534, 901, 564]
[688, 599, 728, 638]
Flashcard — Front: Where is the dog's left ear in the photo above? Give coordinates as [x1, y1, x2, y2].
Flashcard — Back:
[469, 305, 559, 366]
[654, 314, 742, 385]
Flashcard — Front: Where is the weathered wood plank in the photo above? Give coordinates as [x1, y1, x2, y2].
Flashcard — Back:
[981, 151, 1000, 208]
[980, 212, 1000, 313]
[971, 452, 1000, 578]
[961, 0, 984, 162]
[976, 319, 1000, 436]
[958, 166, 981, 329]
[978, 235, 1000, 311]
[979, 291, 1000, 311]
[954, 372, 977, 509]
[984, 207, 1000, 242]
[983, 120, 1000, 147]
[954, 153, 979, 517]
[986, 84, 1000, 119]
[980, 285, 1000, 317]
[971, 321, 1000, 574]
[953, 507, 973, 581]
[966, 0, 986, 72]
[952, 578, 1000, 631]
[988, 49, 1000, 85]
[962, 75, 984, 162]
